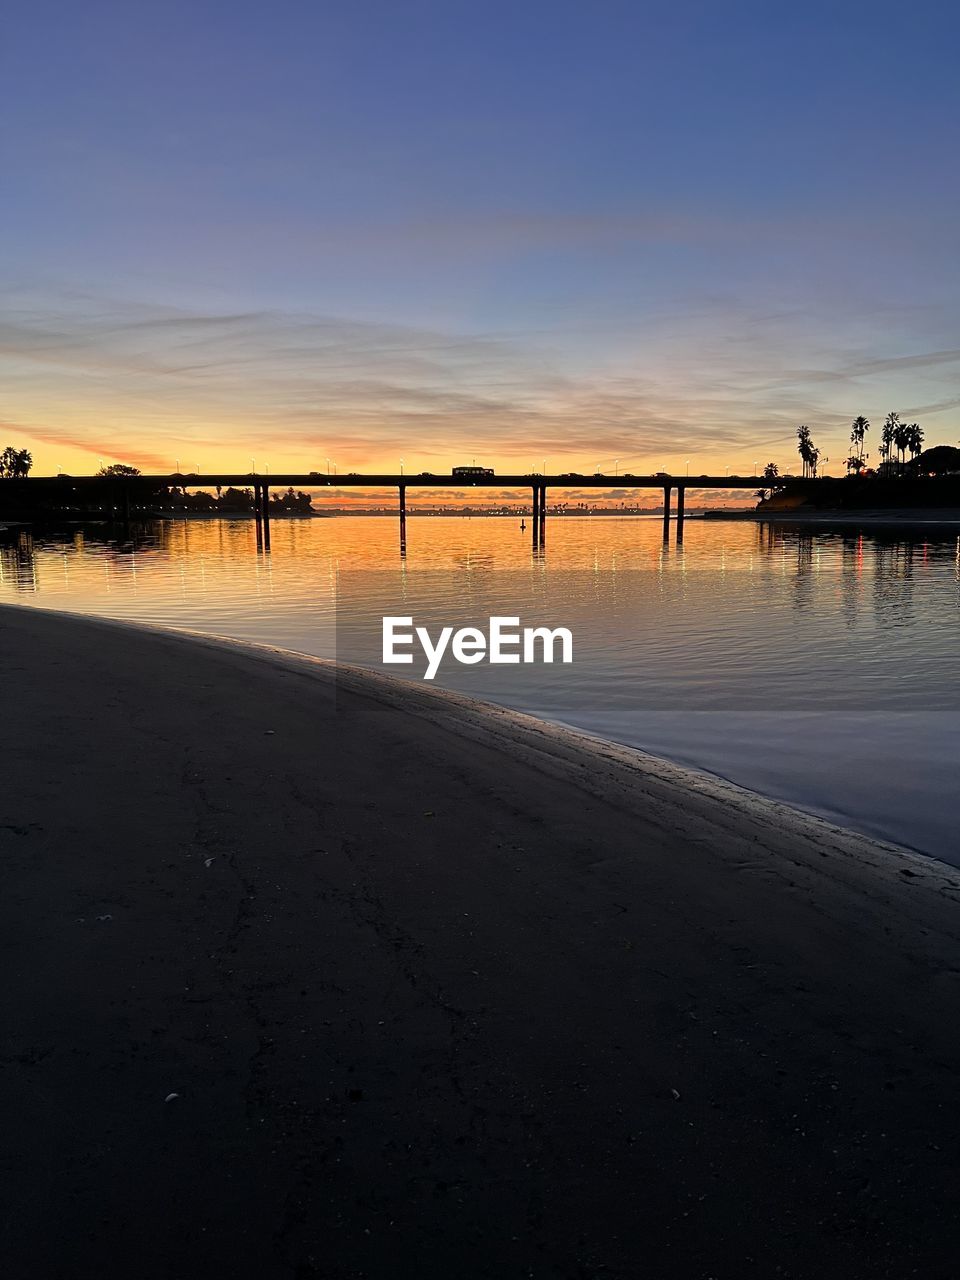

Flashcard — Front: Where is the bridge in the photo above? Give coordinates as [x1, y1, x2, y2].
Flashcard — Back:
[15, 471, 793, 551]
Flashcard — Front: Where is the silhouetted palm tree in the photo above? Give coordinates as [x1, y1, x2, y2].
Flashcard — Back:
[848, 415, 869, 473]
[756, 462, 781, 502]
[0, 446, 32, 478]
[907, 422, 924, 464]
[893, 419, 911, 470]
[796, 425, 817, 478]
[880, 412, 900, 472]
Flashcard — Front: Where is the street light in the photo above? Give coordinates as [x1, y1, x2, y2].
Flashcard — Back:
[251, 458, 256, 474]
[325, 458, 331, 476]
[614, 458, 619, 475]
[400, 457, 404, 475]
[754, 460, 758, 477]
[685, 459, 690, 476]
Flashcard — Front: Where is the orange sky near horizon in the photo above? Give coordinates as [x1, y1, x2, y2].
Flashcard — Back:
[4, 292, 957, 502]
[5, 415, 950, 510]
[4, 419, 950, 509]
[4, 2, 959, 515]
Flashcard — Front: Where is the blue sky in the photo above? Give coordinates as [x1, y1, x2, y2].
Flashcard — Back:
[3, 0, 959, 476]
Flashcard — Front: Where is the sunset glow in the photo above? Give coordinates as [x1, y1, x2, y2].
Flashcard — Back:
[4, 4, 958, 486]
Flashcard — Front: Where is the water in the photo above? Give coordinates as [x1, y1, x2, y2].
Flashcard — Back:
[3, 515, 959, 863]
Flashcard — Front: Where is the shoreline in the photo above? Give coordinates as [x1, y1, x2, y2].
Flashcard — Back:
[4, 602, 950, 862]
[115, 618, 935, 869]
[4, 602, 942, 863]
[3, 604, 960, 1276]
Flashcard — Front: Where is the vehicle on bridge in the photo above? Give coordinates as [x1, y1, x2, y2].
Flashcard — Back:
[452, 465, 495, 478]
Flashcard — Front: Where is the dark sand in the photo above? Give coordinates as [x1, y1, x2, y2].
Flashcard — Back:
[2, 605, 959, 1279]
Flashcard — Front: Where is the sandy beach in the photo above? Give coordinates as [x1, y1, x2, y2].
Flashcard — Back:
[2, 604, 959, 1278]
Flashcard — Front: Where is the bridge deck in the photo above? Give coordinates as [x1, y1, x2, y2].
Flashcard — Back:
[23, 472, 790, 488]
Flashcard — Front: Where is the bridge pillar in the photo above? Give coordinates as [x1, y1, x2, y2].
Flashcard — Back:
[539, 483, 547, 545]
[662, 485, 671, 541]
[399, 484, 406, 556]
[676, 485, 685, 542]
[531, 484, 540, 545]
[254, 482, 263, 549]
[262, 483, 271, 551]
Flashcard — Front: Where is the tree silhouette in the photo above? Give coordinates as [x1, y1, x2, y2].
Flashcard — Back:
[893, 419, 911, 470]
[796, 425, 818, 479]
[880, 412, 899, 472]
[847, 415, 869, 474]
[218, 486, 255, 512]
[0, 446, 33, 478]
[756, 462, 781, 502]
[907, 422, 924, 464]
[97, 463, 141, 477]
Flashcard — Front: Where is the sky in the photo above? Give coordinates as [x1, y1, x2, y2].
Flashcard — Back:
[3, 0, 959, 496]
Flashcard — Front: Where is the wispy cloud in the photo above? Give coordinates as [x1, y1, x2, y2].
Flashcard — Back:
[1, 422, 175, 471]
[2, 289, 958, 473]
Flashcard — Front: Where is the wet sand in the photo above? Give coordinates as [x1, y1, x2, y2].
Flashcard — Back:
[2, 604, 959, 1279]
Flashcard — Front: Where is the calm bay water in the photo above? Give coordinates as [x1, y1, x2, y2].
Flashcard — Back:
[2, 514, 959, 863]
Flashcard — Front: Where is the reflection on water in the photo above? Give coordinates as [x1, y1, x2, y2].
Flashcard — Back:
[2, 515, 959, 861]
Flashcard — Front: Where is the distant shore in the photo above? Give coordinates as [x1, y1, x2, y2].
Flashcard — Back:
[3, 605, 960, 1277]
[145, 508, 329, 519]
